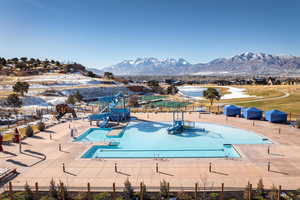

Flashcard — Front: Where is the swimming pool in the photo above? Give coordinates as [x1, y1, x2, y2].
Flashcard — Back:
[73, 128, 112, 142]
[77, 121, 271, 158]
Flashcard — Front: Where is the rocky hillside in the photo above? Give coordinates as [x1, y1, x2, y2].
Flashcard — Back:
[100, 52, 300, 76]
[0, 57, 95, 77]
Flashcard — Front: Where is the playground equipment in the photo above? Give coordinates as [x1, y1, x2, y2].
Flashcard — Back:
[55, 104, 77, 120]
[167, 112, 205, 134]
[167, 112, 185, 134]
[88, 93, 130, 126]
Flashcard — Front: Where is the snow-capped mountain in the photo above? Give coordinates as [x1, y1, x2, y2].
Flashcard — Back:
[101, 57, 199, 75]
[100, 52, 300, 76]
[195, 52, 300, 75]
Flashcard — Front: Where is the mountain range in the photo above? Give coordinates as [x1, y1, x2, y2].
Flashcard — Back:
[92, 52, 300, 76]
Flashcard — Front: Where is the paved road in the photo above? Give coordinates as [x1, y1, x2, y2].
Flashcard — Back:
[228, 90, 290, 104]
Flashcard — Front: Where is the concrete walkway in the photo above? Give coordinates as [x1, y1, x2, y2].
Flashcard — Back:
[1, 113, 300, 191]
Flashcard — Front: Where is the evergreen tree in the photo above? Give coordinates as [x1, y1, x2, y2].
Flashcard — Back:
[203, 87, 221, 106]
[20, 57, 28, 62]
[6, 93, 22, 112]
[66, 95, 77, 105]
[13, 81, 29, 96]
[166, 85, 178, 95]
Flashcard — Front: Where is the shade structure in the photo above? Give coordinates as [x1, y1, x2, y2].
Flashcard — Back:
[224, 105, 241, 117]
[265, 109, 287, 123]
[243, 107, 263, 120]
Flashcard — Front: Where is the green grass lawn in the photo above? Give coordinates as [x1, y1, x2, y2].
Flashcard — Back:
[139, 95, 166, 101]
[148, 100, 191, 108]
[236, 93, 300, 118]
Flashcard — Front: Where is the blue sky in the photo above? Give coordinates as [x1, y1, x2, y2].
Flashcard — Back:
[1, 0, 300, 68]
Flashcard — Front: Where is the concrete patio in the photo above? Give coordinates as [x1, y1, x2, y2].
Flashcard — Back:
[1, 112, 300, 191]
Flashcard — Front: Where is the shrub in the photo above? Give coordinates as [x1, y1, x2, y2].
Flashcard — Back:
[24, 183, 34, 200]
[177, 191, 192, 200]
[58, 181, 70, 200]
[267, 184, 277, 200]
[160, 180, 169, 198]
[37, 122, 46, 131]
[256, 178, 264, 196]
[93, 192, 111, 200]
[48, 179, 58, 199]
[209, 192, 219, 200]
[296, 118, 300, 129]
[25, 126, 34, 137]
[73, 193, 88, 200]
[123, 179, 134, 200]
[40, 196, 56, 200]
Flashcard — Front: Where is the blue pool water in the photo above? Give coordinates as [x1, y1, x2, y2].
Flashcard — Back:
[73, 128, 111, 142]
[77, 121, 271, 158]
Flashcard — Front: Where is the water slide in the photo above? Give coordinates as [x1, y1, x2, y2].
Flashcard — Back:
[89, 92, 125, 125]
[99, 117, 110, 128]
[167, 120, 184, 134]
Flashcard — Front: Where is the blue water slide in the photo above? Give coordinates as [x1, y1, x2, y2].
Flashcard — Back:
[88, 113, 110, 121]
[99, 117, 110, 128]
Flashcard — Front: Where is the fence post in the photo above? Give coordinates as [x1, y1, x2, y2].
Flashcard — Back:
[249, 183, 252, 200]
[87, 182, 91, 200]
[60, 182, 65, 200]
[62, 163, 65, 172]
[9, 181, 13, 200]
[140, 182, 144, 200]
[35, 182, 39, 200]
[195, 183, 198, 200]
[112, 182, 116, 200]
[277, 185, 281, 200]
[220, 183, 224, 200]
[114, 163, 117, 172]
[167, 182, 170, 199]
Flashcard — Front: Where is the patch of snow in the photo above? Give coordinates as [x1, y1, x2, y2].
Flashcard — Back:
[177, 86, 255, 100]
[221, 86, 254, 99]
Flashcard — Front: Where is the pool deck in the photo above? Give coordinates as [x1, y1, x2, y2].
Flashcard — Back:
[106, 122, 128, 137]
[1, 112, 300, 191]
